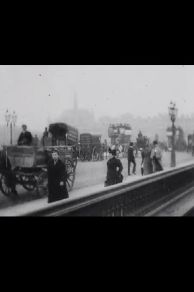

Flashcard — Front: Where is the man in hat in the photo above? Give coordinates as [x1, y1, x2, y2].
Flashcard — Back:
[47, 149, 69, 203]
[18, 124, 33, 146]
[127, 142, 136, 175]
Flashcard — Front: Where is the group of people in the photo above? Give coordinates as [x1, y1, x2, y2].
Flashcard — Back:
[104, 140, 163, 187]
[141, 140, 163, 174]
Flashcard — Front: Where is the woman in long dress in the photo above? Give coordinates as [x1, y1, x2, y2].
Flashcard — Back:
[150, 140, 163, 173]
[105, 149, 123, 186]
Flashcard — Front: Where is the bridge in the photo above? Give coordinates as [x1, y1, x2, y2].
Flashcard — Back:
[1, 161, 194, 216]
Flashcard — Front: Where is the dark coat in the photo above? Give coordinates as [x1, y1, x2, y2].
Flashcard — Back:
[128, 146, 135, 161]
[47, 159, 69, 203]
[18, 131, 33, 146]
[105, 157, 123, 186]
[150, 147, 163, 172]
[141, 148, 153, 175]
[0, 151, 17, 189]
[152, 157, 163, 172]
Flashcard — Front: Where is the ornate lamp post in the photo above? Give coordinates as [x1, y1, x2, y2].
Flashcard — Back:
[168, 101, 178, 167]
[5, 110, 17, 145]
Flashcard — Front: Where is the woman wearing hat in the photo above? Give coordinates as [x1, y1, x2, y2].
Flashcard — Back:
[47, 149, 69, 203]
[105, 148, 123, 187]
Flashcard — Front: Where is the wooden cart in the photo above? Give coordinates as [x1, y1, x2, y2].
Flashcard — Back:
[0, 123, 78, 197]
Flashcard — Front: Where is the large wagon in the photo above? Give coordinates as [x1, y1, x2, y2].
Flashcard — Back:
[91, 135, 103, 161]
[79, 133, 93, 161]
[108, 123, 132, 157]
[79, 133, 103, 161]
[0, 123, 79, 197]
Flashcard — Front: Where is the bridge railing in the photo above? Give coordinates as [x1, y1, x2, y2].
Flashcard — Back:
[23, 162, 194, 216]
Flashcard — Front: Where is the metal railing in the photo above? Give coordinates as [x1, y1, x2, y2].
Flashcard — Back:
[22, 162, 194, 216]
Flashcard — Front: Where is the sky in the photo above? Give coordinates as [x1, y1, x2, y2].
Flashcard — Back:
[0, 65, 194, 131]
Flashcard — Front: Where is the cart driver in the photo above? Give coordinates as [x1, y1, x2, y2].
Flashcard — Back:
[18, 124, 33, 146]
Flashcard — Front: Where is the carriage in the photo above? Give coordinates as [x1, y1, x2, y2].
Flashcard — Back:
[108, 123, 132, 157]
[0, 123, 79, 197]
[91, 135, 103, 161]
[79, 133, 103, 161]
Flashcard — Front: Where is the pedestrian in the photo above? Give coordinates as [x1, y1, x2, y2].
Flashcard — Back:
[42, 131, 53, 147]
[135, 144, 138, 158]
[141, 141, 153, 175]
[139, 148, 144, 175]
[150, 140, 163, 173]
[43, 127, 49, 139]
[41, 127, 50, 146]
[127, 142, 136, 175]
[105, 148, 123, 187]
[47, 149, 69, 203]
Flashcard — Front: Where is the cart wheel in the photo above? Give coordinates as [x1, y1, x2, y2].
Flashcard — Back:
[21, 175, 36, 192]
[35, 171, 48, 197]
[65, 160, 75, 192]
[0, 173, 13, 197]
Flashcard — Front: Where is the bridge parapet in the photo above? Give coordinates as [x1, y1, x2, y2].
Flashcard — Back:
[23, 162, 194, 216]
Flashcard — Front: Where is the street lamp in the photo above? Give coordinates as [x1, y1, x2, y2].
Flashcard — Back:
[5, 110, 17, 145]
[168, 101, 178, 167]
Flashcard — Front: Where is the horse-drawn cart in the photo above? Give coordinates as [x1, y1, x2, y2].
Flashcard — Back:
[79, 133, 103, 161]
[0, 123, 78, 197]
[91, 135, 103, 161]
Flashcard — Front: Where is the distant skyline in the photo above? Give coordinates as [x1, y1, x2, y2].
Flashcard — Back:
[0, 65, 194, 131]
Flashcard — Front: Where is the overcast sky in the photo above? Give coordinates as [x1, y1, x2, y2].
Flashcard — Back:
[0, 65, 194, 131]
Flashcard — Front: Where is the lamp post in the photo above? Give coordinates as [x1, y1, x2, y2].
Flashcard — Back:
[5, 110, 17, 145]
[168, 101, 178, 167]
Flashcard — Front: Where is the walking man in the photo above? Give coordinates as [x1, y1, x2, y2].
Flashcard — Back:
[128, 142, 136, 175]
[47, 149, 69, 203]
